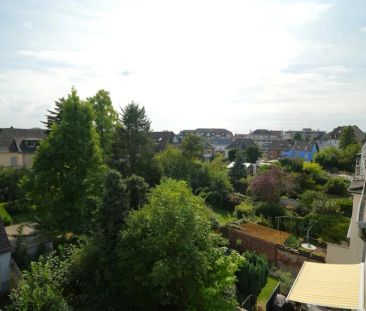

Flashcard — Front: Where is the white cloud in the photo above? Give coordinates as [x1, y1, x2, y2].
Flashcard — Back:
[4, 0, 342, 132]
[360, 26, 366, 33]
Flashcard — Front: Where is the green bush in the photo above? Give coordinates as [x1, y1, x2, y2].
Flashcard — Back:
[255, 202, 286, 219]
[235, 201, 254, 219]
[0, 203, 12, 225]
[323, 177, 349, 196]
[336, 198, 353, 217]
[269, 269, 294, 295]
[236, 251, 269, 306]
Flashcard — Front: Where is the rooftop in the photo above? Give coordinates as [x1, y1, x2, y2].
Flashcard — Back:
[239, 222, 291, 245]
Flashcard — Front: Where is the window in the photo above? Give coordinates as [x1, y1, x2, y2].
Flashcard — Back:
[10, 157, 17, 167]
[26, 140, 36, 147]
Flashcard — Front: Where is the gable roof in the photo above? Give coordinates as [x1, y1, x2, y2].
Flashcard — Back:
[0, 220, 11, 255]
[0, 128, 46, 153]
[291, 141, 318, 152]
[268, 140, 293, 152]
[151, 131, 176, 152]
[225, 138, 256, 150]
[320, 125, 365, 142]
[251, 129, 283, 138]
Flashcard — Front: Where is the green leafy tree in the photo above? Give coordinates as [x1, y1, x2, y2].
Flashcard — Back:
[8, 253, 71, 311]
[236, 251, 269, 306]
[111, 102, 160, 185]
[314, 147, 341, 172]
[245, 145, 261, 163]
[293, 133, 302, 141]
[126, 174, 149, 210]
[340, 126, 356, 149]
[96, 169, 129, 248]
[229, 152, 247, 193]
[30, 88, 106, 235]
[42, 97, 65, 130]
[87, 90, 118, 159]
[117, 179, 243, 310]
[181, 134, 204, 160]
[279, 157, 304, 173]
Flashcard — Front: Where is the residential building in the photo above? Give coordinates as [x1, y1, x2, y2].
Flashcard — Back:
[210, 137, 233, 155]
[0, 128, 46, 168]
[248, 129, 283, 152]
[317, 125, 365, 150]
[281, 141, 319, 162]
[0, 221, 11, 292]
[178, 128, 233, 141]
[284, 128, 325, 141]
[267, 139, 293, 160]
[151, 131, 178, 152]
[224, 138, 256, 159]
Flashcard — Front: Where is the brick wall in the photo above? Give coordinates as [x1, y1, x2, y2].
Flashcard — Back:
[221, 226, 325, 274]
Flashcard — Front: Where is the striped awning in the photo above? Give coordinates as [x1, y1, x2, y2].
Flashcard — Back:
[287, 262, 364, 310]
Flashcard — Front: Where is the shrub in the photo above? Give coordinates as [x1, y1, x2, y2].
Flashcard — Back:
[236, 251, 269, 306]
[235, 201, 255, 219]
[0, 203, 12, 225]
[255, 202, 286, 219]
[270, 269, 294, 295]
[323, 177, 349, 196]
[336, 198, 353, 217]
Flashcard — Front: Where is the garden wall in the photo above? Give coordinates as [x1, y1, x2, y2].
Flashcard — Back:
[221, 226, 325, 274]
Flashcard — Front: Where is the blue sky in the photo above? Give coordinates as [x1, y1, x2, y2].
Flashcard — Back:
[0, 0, 366, 133]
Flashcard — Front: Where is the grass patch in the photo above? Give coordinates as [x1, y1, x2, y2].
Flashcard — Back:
[0, 203, 13, 226]
[208, 206, 236, 224]
[257, 276, 279, 309]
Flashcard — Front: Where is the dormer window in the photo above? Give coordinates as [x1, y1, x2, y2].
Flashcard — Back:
[25, 140, 36, 147]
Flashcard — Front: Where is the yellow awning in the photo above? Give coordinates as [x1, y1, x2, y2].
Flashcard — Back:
[287, 262, 364, 310]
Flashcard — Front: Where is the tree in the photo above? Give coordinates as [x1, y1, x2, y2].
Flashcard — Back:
[8, 253, 71, 311]
[117, 179, 244, 310]
[340, 126, 356, 149]
[42, 97, 65, 130]
[236, 251, 269, 306]
[111, 102, 160, 185]
[229, 151, 247, 193]
[314, 147, 341, 172]
[126, 174, 149, 210]
[87, 90, 118, 159]
[245, 145, 261, 163]
[293, 133, 302, 141]
[181, 134, 204, 160]
[29, 88, 106, 235]
[249, 166, 294, 203]
[96, 169, 129, 248]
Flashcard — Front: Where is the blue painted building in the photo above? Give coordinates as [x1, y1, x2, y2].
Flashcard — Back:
[282, 141, 319, 162]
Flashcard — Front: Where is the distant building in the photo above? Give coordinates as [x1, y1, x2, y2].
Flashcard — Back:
[0, 128, 46, 168]
[151, 131, 178, 152]
[178, 128, 233, 142]
[267, 140, 293, 160]
[210, 137, 233, 154]
[248, 129, 283, 152]
[317, 125, 365, 150]
[282, 141, 319, 162]
[284, 128, 325, 141]
[224, 138, 256, 159]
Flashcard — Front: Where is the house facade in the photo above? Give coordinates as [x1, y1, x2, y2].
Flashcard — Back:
[317, 125, 365, 150]
[267, 139, 293, 160]
[248, 129, 283, 152]
[281, 141, 319, 162]
[178, 128, 233, 142]
[0, 128, 46, 168]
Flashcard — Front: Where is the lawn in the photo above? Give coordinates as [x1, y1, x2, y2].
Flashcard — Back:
[257, 276, 279, 309]
[208, 206, 236, 224]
